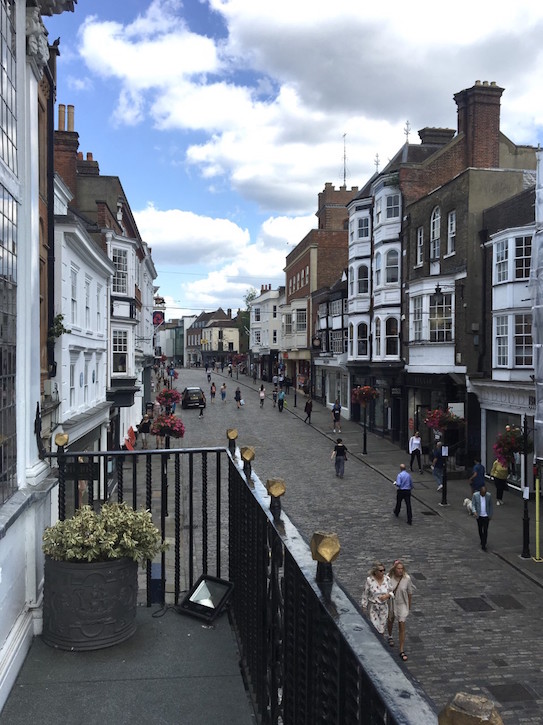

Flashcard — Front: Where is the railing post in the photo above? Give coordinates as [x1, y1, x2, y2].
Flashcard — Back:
[241, 446, 255, 484]
[227, 428, 238, 454]
[310, 531, 341, 583]
[266, 478, 286, 521]
[54, 433, 69, 521]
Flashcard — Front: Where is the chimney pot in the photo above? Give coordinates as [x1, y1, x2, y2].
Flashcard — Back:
[67, 104, 75, 132]
[87, 152, 93, 161]
[77, 152, 83, 160]
[58, 103, 65, 131]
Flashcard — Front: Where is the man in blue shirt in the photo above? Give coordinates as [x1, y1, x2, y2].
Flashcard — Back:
[393, 463, 413, 525]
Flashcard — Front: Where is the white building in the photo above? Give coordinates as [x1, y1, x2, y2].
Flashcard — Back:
[249, 285, 284, 381]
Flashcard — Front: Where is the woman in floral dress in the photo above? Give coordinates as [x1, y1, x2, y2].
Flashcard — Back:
[361, 561, 393, 636]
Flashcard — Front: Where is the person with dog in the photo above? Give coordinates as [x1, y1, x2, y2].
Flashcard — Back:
[471, 485, 493, 551]
[490, 458, 508, 505]
[386, 559, 413, 662]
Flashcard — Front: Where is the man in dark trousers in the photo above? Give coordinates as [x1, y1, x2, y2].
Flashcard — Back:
[393, 463, 413, 525]
[471, 485, 493, 551]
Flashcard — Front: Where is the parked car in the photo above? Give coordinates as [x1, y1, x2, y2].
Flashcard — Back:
[181, 387, 206, 409]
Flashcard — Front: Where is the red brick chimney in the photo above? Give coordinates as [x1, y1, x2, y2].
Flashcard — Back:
[454, 80, 503, 168]
[54, 103, 79, 203]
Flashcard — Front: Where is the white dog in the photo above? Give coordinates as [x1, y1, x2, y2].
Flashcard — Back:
[463, 497, 474, 516]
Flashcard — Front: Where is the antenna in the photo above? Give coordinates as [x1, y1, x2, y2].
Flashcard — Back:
[343, 133, 347, 186]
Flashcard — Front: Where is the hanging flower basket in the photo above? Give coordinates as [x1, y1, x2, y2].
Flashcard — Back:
[493, 425, 532, 466]
[156, 388, 181, 407]
[150, 414, 185, 438]
[424, 408, 465, 432]
[351, 386, 379, 406]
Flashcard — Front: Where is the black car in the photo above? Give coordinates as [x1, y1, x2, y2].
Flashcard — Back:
[181, 387, 206, 409]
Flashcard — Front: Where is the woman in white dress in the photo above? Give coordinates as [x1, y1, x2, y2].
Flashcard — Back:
[386, 559, 414, 662]
[361, 562, 393, 636]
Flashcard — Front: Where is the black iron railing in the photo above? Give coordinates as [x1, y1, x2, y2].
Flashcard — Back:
[46, 443, 436, 724]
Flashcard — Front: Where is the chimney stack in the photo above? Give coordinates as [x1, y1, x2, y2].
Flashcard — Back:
[58, 103, 65, 131]
[67, 104, 74, 132]
[454, 80, 503, 169]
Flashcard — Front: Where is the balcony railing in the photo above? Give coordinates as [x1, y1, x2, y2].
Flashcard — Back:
[46, 442, 437, 724]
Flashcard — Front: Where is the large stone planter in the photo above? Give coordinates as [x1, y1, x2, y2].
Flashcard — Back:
[42, 557, 138, 651]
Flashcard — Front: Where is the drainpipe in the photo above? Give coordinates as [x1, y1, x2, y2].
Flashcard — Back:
[45, 61, 56, 377]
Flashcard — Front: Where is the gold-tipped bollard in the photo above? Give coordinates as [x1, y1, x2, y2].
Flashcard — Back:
[266, 477, 286, 520]
[310, 531, 341, 582]
[240, 446, 255, 482]
[226, 428, 238, 454]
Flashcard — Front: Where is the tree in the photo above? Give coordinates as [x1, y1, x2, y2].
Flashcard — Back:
[243, 287, 258, 310]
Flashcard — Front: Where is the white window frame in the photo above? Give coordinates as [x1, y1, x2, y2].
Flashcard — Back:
[330, 300, 342, 317]
[254, 307, 261, 322]
[430, 207, 441, 260]
[430, 293, 452, 342]
[296, 309, 307, 332]
[385, 249, 399, 284]
[112, 248, 128, 295]
[358, 265, 369, 294]
[375, 198, 382, 226]
[374, 318, 381, 357]
[358, 216, 369, 238]
[413, 296, 423, 341]
[284, 313, 292, 335]
[357, 322, 368, 356]
[71, 267, 78, 325]
[386, 194, 400, 219]
[375, 252, 381, 287]
[416, 227, 424, 266]
[514, 313, 532, 367]
[385, 317, 399, 356]
[112, 329, 128, 373]
[495, 240, 508, 283]
[515, 235, 531, 280]
[495, 315, 508, 367]
[447, 210, 456, 255]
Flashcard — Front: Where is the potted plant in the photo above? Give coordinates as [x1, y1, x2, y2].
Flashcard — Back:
[493, 425, 531, 466]
[156, 388, 181, 408]
[42, 502, 165, 651]
[351, 385, 380, 406]
[150, 414, 185, 439]
[424, 407, 465, 432]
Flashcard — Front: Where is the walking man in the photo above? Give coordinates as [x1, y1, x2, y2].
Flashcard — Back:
[304, 398, 313, 424]
[471, 485, 493, 551]
[331, 399, 342, 433]
[331, 438, 348, 479]
[469, 456, 485, 494]
[431, 441, 444, 491]
[393, 463, 413, 525]
[277, 388, 285, 412]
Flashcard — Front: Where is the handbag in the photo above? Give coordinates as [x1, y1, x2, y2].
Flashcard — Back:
[240, 399, 245, 406]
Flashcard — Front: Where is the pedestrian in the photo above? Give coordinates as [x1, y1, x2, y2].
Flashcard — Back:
[220, 383, 227, 402]
[252, 368, 257, 384]
[259, 384, 266, 408]
[331, 399, 342, 433]
[285, 377, 291, 394]
[386, 560, 414, 662]
[272, 386, 278, 407]
[471, 485, 493, 551]
[331, 438, 348, 478]
[207, 371, 211, 384]
[469, 456, 485, 494]
[278, 373, 284, 389]
[304, 398, 313, 424]
[210, 381, 216, 403]
[490, 458, 508, 505]
[137, 414, 151, 449]
[228, 364, 232, 377]
[361, 562, 393, 638]
[277, 388, 285, 412]
[272, 373, 278, 386]
[234, 386, 242, 409]
[393, 463, 413, 525]
[431, 441, 444, 491]
[221, 361, 225, 373]
[199, 391, 206, 418]
[409, 430, 423, 473]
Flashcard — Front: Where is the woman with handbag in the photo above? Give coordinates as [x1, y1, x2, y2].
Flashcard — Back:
[386, 559, 414, 662]
[490, 459, 508, 505]
[361, 562, 393, 637]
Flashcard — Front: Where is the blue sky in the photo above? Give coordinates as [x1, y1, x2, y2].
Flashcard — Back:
[44, 0, 543, 319]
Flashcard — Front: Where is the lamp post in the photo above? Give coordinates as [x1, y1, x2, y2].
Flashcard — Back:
[362, 404, 368, 455]
[521, 422, 531, 559]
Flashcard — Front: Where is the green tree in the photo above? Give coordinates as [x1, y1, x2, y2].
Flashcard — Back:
[243, 287, 258, 310]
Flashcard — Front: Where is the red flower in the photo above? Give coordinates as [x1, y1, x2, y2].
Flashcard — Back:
[150, 414, 185, 438]
[351, 386, 379, 406]
[156, 388, 181, 406]
[424, 408, 464, 431]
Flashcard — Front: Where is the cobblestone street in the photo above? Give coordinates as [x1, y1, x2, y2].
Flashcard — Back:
[173, 368, 543, 724]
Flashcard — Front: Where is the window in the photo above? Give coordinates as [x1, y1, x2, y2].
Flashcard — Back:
[69, 363, 75, 408]
[430, 293, 452, 342]
[349, 266, 354, 295]
[357, 323, 368, 356]
[318, 303, 327, 318]
[112, 248, 128, 294]
[297, 272, 300, 290]
[284, 313, 292, 335]
[515, 236, 531, 280]
[430, 207, 441, 259]
[515, 313, 532, 366]
[272, 330, 277, 344]
[413, 297, 423, 341]
[374, 318, 381, 357]
[85, 279, 91, 329]
[254, 307, 260, 322]
[416, 227, 424, 266]
[358, 265, 369, 294]
[386, 249, 399, 283]
[296, 309, 307, 332]
[96, 285, 102, 331]
[272, 305, 277, 319]
[495, 315, 508, 366]
[385, 317, 399, 355]
[84, 361, 89, 404]
[349, 220, 354, 242]
[112, 329, 128, 372]
[375, 252, 381, 287]
[288, 278, 292, 295]
[330, 300, 342, 316]
[301, 269, 305, 286]
[330, 331, 343, 353]
[447, 210, 456, 255]
[71, 267, 78, 324]
[386, 194, 400, 219]
[495, 240, 508, 282]
[0, 1, 16, 173]
[254, 330, 261, 345]
[358, 217, 369, 238]
[375, 199, 382, 225]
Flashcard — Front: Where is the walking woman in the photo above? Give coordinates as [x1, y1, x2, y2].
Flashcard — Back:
[259, 384, 266, 408]
[361, 562, 393, 637]
[409, 431, 423, 473]
[386, 559, 414, 662]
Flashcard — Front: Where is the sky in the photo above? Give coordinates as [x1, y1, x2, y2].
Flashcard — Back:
[44, 0, 543, 320]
